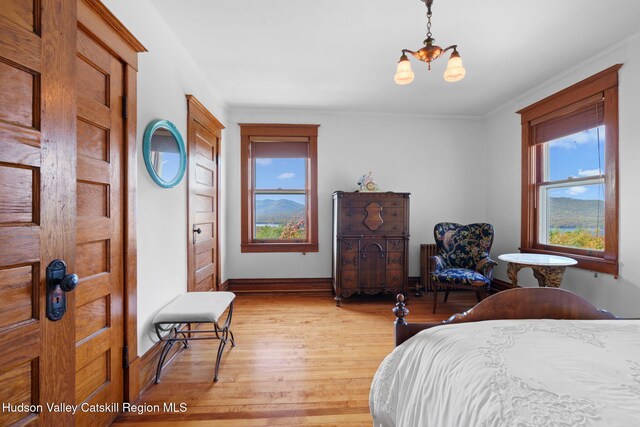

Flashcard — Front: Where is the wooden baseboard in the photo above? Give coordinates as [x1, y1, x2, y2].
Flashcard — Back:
[226, 278, 333, 294]
[225, 277, 421, 294]
[492, 278, 516, 292]
[124, 356, 141, 403]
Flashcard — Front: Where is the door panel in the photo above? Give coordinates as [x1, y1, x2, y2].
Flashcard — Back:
[74, 28, 124, 427]
[187, 97, 223, 292]
[0, 0, 77, 425]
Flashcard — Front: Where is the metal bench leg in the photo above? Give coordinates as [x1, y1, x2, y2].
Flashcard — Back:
[213, 302, 236, 381]
[177, 330, 189, 348]
[155, 340, 174, 384]
[213, 328, 228, 382]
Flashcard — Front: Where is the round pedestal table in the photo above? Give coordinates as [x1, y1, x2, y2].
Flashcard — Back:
[498, 253, 577, 288]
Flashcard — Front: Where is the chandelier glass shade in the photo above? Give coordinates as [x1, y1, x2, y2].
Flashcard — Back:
[395, 0, 465, 84]
[394, 54, 415, 85]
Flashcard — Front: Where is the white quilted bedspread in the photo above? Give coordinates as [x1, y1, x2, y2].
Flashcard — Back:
[370, 319, 640, 427]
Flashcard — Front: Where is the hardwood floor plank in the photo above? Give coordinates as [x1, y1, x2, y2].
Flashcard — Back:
[113, 292, 477, 425]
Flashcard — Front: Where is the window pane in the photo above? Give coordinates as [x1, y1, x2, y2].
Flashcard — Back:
[539, 183, 605, 250]
[547, 125, 605, 181]
[254, 194, 306, 240]
[255, 158, 306, 190]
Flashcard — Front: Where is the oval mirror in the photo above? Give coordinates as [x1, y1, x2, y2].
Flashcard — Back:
[143, 120, 186, 188]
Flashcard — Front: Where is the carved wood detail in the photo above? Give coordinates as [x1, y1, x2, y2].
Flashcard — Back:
[363, 202, 383, 231]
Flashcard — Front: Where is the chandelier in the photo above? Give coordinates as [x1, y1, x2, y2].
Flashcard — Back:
[394, 0, 466, 84]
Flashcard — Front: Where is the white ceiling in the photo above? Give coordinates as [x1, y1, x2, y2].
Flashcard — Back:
[152, 0, 640, 116]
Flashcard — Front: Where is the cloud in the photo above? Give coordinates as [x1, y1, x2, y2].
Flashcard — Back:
[255, 159, 272, 166]
[549, 127, 604, 149]
[277, 172, 295, 180]
[566, 186, 588, 196]
[578, 168, 601, 177]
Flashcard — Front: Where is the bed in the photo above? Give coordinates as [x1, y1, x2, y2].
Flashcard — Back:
[370, 288, 640, 426]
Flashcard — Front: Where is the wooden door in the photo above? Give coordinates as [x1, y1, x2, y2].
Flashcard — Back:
[0, 0, 77, 425]
[186, 96, 223, 292]
[73, 27, 125, 426]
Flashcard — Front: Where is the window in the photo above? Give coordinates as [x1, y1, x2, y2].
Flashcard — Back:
[518, 65, 620, 275]
[240, 124, 319, 252]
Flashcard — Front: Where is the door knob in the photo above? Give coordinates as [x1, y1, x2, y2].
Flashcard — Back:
[192, 225, 202, 243]
[46, 259, 77, 321]
[61, 273, 79, 292]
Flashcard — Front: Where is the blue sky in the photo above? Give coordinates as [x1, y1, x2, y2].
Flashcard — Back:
[547, 125, 605, 201]
[255, 158, 306, 190]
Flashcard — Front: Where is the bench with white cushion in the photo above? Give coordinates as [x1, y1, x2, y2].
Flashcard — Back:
[152, 291, 236, 383]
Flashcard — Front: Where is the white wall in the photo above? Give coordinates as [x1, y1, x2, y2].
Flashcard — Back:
[103, 0, 228, 354]
[225, 109, 484, 279]
[484, 33, 640, 317]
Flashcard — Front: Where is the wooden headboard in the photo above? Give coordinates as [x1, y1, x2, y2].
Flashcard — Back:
[393, 287, 617, 346]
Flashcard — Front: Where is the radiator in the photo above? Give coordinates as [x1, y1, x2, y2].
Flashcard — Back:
[419, 244, 438, 293]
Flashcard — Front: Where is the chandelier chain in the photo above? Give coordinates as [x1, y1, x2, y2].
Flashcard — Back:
[426, 10, 432, 38]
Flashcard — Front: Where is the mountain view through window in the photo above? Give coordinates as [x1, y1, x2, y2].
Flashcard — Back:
[254, 157, 307, 240]
[540, 126, 605, 250]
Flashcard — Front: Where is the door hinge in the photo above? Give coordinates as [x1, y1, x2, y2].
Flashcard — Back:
[122, 345, 129, 369]
[122, 95, 128, 120]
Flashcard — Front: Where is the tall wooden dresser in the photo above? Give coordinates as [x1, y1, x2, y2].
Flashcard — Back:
[332, 191, 410, 305]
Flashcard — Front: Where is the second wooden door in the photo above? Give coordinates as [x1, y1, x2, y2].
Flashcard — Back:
[186, 96, 223, 292]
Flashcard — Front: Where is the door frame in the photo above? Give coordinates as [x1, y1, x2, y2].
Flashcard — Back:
[186, 95, 224, 291]
[77, 0, 147, 403]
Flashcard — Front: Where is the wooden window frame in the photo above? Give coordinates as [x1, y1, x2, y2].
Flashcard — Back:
[517, 65, 621, 276]
[240, 124, 319, 253]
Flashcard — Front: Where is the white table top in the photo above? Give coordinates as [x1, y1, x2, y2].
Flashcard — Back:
[498, 253, 578, 266]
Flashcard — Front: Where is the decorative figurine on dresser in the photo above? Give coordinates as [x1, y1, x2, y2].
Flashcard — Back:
[332, 191, 410, 306]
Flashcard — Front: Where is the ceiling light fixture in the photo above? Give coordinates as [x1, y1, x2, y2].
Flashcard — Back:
[394, 0, 466, 85]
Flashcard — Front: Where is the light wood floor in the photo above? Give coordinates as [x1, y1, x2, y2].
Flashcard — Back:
[113, 291, 477, 426]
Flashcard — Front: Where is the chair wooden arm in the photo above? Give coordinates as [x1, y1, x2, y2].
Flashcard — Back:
[476, 257, 498, 278]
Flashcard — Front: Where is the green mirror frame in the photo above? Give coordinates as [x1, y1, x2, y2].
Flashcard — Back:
[143, 119, 187, 188]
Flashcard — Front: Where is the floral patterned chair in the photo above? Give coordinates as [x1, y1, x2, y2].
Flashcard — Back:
[430, 223, 497, 313]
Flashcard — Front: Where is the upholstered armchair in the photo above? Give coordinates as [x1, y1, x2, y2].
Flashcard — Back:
[430, 223, 497, 313]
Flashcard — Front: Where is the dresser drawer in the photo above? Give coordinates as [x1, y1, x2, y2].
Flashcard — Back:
[341, 206, 405, 222]
[387, 251, 405, 268]
[386, 269, 405, 288]
[340, 198, 405, 209]
[342, 220, 405, 235]
[340, 252, 359, 270]
[341, 270, 358, 288]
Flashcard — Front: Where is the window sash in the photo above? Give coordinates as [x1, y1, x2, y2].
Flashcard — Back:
[253, 189, 307, 194]
[247, 132, 315, 247]
[252, 192, 309, 242]
[537, 178, 605, 250]
[250, 142, 310, 243]
[518, 65, 620, 275]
